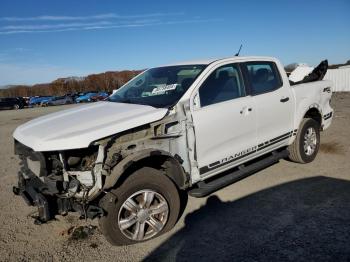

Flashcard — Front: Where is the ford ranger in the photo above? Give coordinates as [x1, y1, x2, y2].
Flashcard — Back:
[12, 56, 333, 245]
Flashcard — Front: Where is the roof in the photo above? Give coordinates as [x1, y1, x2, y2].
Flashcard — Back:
[161, 56, 277, 67]
[161, 58, 217, 67]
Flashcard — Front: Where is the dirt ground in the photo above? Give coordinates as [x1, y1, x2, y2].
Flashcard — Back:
[0, 93, 349, 262]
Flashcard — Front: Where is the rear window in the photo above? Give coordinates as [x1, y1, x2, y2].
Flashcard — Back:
[244, 62, 282, 95]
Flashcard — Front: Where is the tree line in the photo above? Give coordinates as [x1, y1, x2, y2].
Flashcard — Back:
[0, 70, 143, 98]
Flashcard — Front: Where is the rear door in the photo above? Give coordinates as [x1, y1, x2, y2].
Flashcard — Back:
[242, 61, 294, 154]
[191, 63, 257, 177]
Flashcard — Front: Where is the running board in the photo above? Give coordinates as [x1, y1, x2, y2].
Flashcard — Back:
[189, 149, 289, 198]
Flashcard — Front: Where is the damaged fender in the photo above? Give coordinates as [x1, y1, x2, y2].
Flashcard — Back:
[103, 148, 188, 190]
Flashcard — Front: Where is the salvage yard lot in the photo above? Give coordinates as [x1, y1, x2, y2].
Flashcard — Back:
[0, 93, 350, 261]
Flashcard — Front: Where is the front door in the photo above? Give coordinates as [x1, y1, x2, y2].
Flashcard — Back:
[191, 63, 257, 177]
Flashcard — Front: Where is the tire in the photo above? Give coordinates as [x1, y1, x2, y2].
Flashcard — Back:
[288, 118, 320, 163]
[99, 167, 181, 246]
[13, 104, 20, 110]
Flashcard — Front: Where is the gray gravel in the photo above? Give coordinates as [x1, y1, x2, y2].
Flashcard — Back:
[0, 94, 349, 262]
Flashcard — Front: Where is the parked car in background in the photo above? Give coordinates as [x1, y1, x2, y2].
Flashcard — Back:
[39, 97, 54, 106]
[29, 96, 54, 106]
[91, 91, 109, 101]
[75, 92, 98, 103]
[14, 97, 29, 107]
[41, 95, 74, 106]
[64, 92, 80, 102]
[0, 97, 24, 110]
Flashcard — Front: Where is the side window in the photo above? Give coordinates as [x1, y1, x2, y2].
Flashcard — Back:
[199, 64, 245, 107]
[245, 62, 282, 95]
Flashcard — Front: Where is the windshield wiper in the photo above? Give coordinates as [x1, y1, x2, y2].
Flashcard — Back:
[119, 99, 133, 104]
[106, 97, 133, 104]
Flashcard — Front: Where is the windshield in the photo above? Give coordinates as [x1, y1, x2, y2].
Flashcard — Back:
[108, 64, 206, 108]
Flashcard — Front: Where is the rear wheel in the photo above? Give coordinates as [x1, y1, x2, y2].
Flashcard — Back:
[288, 118, 320, 163]
[99, 167, 181, 245]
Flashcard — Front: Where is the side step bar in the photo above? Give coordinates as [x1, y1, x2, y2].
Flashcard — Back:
[189, 149, 289, 198]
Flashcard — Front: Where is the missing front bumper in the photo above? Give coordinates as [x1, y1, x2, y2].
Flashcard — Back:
[13, 172, 52, 224]
[13, 171, 104, 224]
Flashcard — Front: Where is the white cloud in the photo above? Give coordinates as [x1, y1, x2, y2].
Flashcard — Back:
[0, 63, 88, 85]
[0, 12, 184, 22]
[0, 18, 221, 35]
[0, 48, 32, 62]
[14, 47, 27, 52]
[1, 21, 113, 30]
[0, 12, 224, 35]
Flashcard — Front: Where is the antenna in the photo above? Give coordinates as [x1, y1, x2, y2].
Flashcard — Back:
[235, 44, 243, 56]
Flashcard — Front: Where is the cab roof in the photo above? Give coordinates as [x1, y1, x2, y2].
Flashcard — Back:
[162, 56, 276, 67]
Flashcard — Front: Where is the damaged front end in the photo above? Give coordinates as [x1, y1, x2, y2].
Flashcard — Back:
[13, 102, 194, 225]
[13, 140, 105, 224]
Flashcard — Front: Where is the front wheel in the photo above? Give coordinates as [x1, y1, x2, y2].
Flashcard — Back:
[288, 118, 320, 163]
[99, 167, 181, 245]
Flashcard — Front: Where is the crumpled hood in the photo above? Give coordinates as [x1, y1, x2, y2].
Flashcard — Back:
[13, 102, 168, 152]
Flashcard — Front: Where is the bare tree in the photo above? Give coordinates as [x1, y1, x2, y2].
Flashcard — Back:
[0, 70, 142, 97]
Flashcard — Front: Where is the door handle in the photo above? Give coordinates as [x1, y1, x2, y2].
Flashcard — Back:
[280, 97, 289, 103]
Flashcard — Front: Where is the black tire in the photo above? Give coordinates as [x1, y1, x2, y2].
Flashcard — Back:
[288, 118, 320, 163]
[13, 104, 20, 110]
[99, 167, 181, 246]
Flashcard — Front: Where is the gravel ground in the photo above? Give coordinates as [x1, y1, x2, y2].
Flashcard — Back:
[0, 93, 349, 262]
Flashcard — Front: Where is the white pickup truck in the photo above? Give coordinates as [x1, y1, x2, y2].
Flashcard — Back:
[13, 56, 333, 245]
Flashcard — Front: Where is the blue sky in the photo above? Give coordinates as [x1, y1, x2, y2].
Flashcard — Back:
[0, 0, 349, 85]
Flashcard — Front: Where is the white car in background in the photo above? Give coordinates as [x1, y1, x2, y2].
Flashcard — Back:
[40, 95, 74, 106]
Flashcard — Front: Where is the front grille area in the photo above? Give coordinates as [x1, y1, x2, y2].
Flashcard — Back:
[13, 140, 104, 224]
[15, 140, 47, 177]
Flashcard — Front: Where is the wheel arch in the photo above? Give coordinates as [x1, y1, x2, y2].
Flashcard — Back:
[295, 104, 322, 131]
[303, 107, 322, 126]
[103, 149, 189, 191]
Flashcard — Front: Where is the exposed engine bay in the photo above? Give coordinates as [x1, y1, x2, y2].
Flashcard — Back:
[13, 141, 108, 223]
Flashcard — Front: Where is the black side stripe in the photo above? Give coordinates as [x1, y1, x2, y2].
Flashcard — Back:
[257, 134, 291, 152]
[269, 131, 293, 143]
[199, 149, 257, 174]
[199, 130, 297, 175]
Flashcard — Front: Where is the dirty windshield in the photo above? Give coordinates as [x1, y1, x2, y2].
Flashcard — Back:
[108, 65, 206, 108]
